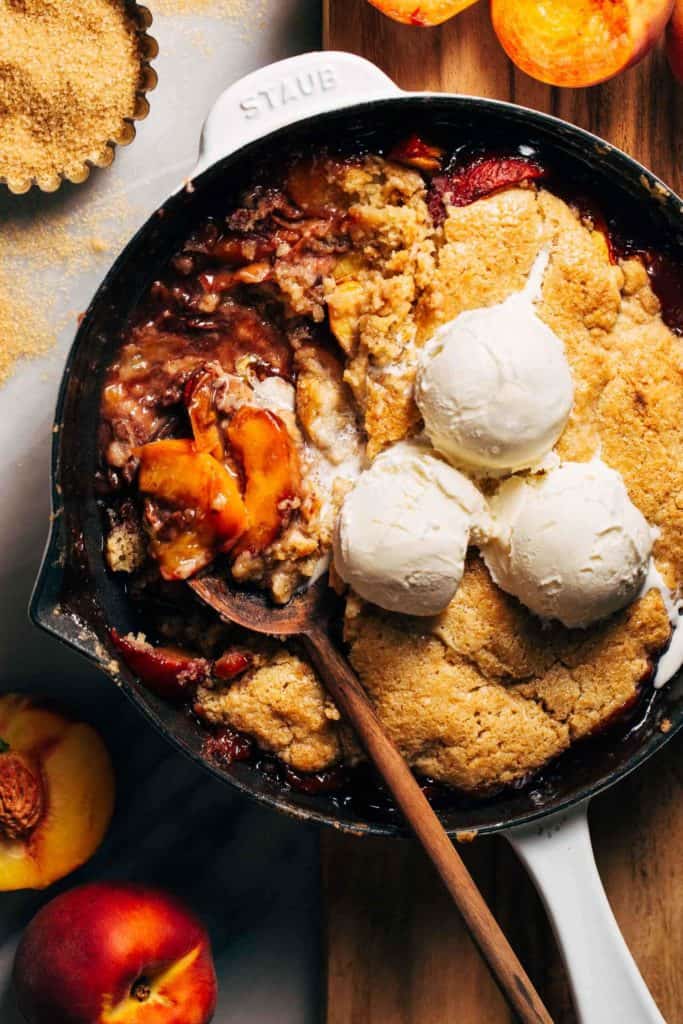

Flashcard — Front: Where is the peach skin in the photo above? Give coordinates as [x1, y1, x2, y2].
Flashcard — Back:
[667, 0, 683, 81]
[0, 695, 115, 891]
[110, 631, 251, 702]
[367, 0, 479, 27]
[492, 0, 674, 87]
[13, 882, 217, 1024]
[109, 631, 211, 702]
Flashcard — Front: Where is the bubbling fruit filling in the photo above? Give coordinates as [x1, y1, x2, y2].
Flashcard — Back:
[99, 137, 683, 806]
[100, 142, 557, 602]
[132, 397, 301, 584]
[99, 156, 373, 604]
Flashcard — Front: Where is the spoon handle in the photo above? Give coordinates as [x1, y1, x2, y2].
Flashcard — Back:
[303, 624, 553, 1024]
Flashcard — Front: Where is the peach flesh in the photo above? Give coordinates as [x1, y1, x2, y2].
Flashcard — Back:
[228, 406, 300, 556]
[491, 0, 674, 87]
[367, 0, 479, 27]
[0, 696, 114, 891]
[136, 438, 247, 579]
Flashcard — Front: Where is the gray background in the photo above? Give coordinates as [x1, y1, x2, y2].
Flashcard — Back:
[0, 3, 325, 1021]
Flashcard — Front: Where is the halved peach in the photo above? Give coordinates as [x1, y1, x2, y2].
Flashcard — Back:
[0, 695, 115, 891]
[136, 439, 247, 579]
[228, 407, 300, 555]
[492, 0, 674, 87]
[667, 0, 683, 81]
[368, 0, 479, 26]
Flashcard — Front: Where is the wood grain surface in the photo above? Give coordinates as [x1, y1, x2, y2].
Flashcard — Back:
[322, 3, 683, 1021]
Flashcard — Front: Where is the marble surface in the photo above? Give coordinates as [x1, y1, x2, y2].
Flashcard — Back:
[0, 3, 324, 1021]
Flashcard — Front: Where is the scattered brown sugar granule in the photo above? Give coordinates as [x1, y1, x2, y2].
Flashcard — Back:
[153, 0, 267, 44]
[155, 0, 260, 16]
[0, 0, 146, 192]
[0, 271, 53, 386]
[0, 176, 139, 388]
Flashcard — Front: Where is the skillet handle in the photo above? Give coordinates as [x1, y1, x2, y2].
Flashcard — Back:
[508, 803, 665, 1023]
[191, 51, 400, 180]
[303, 624, 552, 1023]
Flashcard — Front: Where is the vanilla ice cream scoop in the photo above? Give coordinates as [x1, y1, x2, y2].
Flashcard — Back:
[482, 460, 653, 628]
[415, 250, 574, 475]
[333, 442, 493, 616]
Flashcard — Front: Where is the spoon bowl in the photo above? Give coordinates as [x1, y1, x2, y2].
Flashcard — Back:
[189, 573, 337, 637]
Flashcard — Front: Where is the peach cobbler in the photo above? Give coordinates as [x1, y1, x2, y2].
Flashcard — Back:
[99, 138, 683, 798]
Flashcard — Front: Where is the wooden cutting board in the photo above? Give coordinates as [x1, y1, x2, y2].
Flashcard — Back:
[322, 4, 683, 1022]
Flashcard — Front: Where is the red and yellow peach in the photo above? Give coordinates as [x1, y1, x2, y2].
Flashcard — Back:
[491, 0, 674, 88]
[13, 882, 217, 1024]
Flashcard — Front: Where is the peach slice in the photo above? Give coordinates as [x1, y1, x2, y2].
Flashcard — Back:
[491, 0, 674, 87]
[285, 156, 348, 216]
[184, 370, 225, 461]
[428, 155, 547, 224]
[110, 631, 211, 702]
[388, 135, 445, 173]
[0, 695, 115, 891]
[198, 261, 272, 293]
[228, 407, 300, 555]
[213, 649, 253, 681]
[667, 0, 683, 81]
[146, 524, 221, 581]
[367, 0, 479, 26]
[136, 439, 247, 579]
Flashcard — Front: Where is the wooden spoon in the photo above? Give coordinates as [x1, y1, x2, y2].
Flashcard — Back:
[190, 573, 553, 1024]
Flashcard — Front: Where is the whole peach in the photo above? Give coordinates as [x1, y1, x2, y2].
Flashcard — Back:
[13, 882, 217, 1024]
[492, 0, 674, 88]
